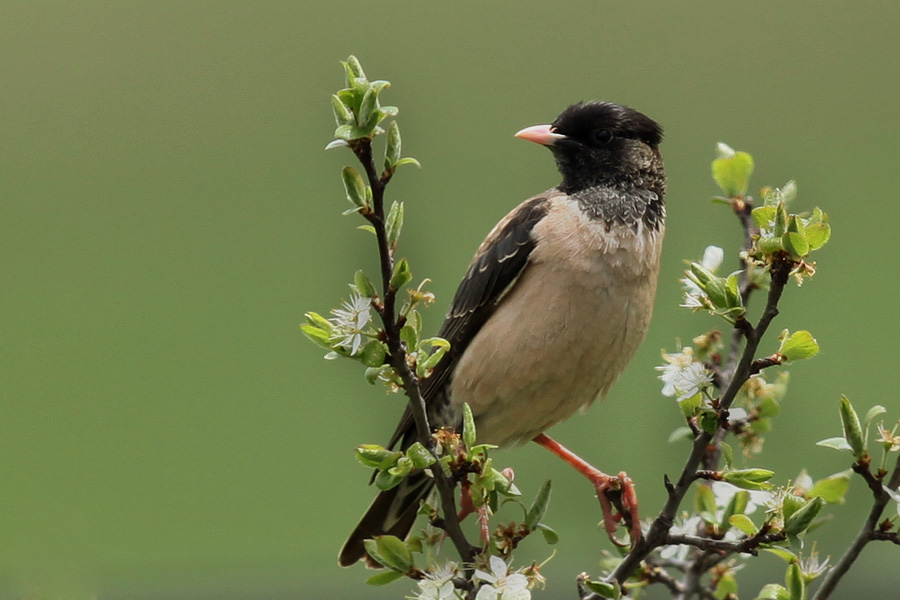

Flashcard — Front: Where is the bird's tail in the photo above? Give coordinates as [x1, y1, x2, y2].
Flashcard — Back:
[338, 470, 435, 567]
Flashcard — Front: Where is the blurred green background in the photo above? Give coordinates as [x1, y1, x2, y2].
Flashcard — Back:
[2, 1, 898, 598]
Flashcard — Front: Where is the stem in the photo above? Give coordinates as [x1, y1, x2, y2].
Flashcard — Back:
[811, 454, 900, 599]
[351, 139, 475, 568]
[603, 259, 791, 591]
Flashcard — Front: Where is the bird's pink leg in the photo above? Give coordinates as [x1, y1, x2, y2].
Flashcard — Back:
[533, 433, 641, 546]
[456, 478, 492, 545]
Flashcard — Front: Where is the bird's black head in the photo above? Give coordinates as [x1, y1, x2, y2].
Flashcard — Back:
[516, 101, 664, 195]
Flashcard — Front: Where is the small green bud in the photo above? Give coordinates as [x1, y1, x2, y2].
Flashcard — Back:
[582, 579, 621, 600]
[354, 444, 401, 469]
[784, 496, 825, 535]
[341, 166, 368, 210]
[354, 270, 378, 298]
[331, 94, 354, 126]
[386, 201, 404, 249]
[722, 468, 775, 490]
[385, 121, 401, 170]
[785, 562, 805, 600]
[839, 395, 865, 459]
[462, 402, 476, 449]
[405, 442, 436, 469]
[390, 258, 413, 291]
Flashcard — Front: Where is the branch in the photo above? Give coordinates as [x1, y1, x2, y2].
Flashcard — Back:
[811, 454, 900, 599]
[666, 531, 786, 556]
[351, 139, 475, 567]
[606, 257, 792, 587]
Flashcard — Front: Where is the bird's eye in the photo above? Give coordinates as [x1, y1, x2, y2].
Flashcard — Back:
[592, 129, 613, 145]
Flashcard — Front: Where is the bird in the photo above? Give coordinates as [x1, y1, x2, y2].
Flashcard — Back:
[339, 100, 666, 567]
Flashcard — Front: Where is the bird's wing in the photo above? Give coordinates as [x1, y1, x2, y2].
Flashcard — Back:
[386, 193, 552, 449]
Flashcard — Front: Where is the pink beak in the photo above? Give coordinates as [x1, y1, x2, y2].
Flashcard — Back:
[514, 124, 566, 147]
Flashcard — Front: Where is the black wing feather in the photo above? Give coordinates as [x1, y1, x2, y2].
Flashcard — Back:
[386, 194, 551, 450]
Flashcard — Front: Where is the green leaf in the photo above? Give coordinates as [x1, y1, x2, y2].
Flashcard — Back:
[816, 436, 853, 453]
[331, 94, 354, 126]
[782, 231, 810, 259]
[300, 323, 333, 350]
[582, 579, 621, 599]
[752, 205, 777, 229]
[417, 337, 450, 372]
[325, 139, 349, 150]
[721, 489, 749, 530]
[406, 442, 436, 469]
[698, 411, 719, 435]
[839, 395, 865, 458]
[785, 562, 805, 600]
[722, 468, 775, 491]
[804, 222, 831, 250]
[668, 426, 694, 443]
[677, 393, 702, 418]
[758, 396, 781, 418]
[341, 166, 368, 209]
[712, 148, 754, 197]
[807, 470, 852, 504]
[366, 570, 404, 586]
[721, 442, 734, 470]
[758, 235, 785, 255]
[716, 572, 738, 599]
[784, 496, 825, 535]
[354, 270, 378, 298]
[394, 157, 422, 169]
[779, 330, 819, 361]
[729, 514, 759, 536]
[345, 55, 367, 81]
[695, 484, 717, 516]
[462, 402, 476, 449]
[756, 583, 791, 600]
[536, 522, 559, 544]
[358, 340, 387, 367]
[864, 404, 887, 443]
[358, 87, 378, 130]
[390, 258, 413, 291]
[526, 480, 552, 530]
[386, 201, 404, 249]
[764, 547, 799, 563]
[385, 121, 401, 170]
[354, 444, 401, 469]
[374, 468, 404, 491]
[372, 535, 413, 573]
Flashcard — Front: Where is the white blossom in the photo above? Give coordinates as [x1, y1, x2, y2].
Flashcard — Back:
[328, 293, 372, 355]
[681, 245, 725, 308]
[474, 556, 531, 600]
[799, 547, 831, 579]
[656, 347, 713, 400]
[411, 561, 464, 600]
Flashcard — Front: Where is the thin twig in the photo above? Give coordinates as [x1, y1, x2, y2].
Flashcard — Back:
[351, 139, 475, 568]
[602, 258, 792, 592]
[811, 454, 900, 599]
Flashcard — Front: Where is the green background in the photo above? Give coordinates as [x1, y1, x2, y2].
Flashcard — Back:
[2, 2, 898, 598]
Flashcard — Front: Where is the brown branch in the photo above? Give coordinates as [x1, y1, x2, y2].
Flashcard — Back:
[666, 531, 786, 556]
[350, 139, 475, 567]
[811, 454, 900, 599]
[602, 257, 791, 591]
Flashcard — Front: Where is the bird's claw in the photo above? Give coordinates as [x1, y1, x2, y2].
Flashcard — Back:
[594, 471, 641, 548]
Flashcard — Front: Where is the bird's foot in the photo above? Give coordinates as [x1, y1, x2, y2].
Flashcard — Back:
[532, 433, 642, 547]
[456, 479, 492, 546]
[590, 470, 641, 547]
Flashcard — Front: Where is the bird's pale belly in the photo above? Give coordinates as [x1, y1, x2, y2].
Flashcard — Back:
[448, 246, 658, 447]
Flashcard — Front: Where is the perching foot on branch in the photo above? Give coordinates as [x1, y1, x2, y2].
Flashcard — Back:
[533, 433, 641, 546]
